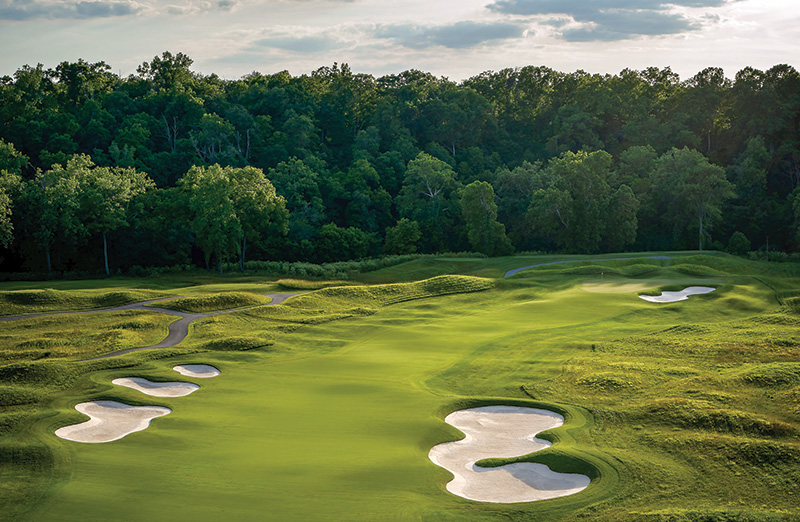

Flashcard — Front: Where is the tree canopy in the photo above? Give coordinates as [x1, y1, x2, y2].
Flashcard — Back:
[1, 54, 799, 273]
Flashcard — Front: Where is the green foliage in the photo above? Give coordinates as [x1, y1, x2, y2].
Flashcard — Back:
[179, 164, 288, 272]
[652, 147, 734, 250]
[727, 231, 751, 255]
[397, 152, 464, 252]
[384, 218, 421, 255]
[459, 181, 513, 256]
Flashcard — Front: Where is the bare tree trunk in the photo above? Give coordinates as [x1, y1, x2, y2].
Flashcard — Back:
[103, 232, 110, 275]
[44, 242, 51, 274]
[698, 210, 704, 251]
[239, 235, 246, 273]
[218, 253, 223, 276]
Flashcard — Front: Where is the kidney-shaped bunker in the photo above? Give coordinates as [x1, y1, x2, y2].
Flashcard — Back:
[55, 400, 171, 443]
[429, 405, 590, 503]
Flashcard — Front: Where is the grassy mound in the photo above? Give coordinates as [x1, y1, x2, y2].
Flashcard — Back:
[0, 289, 167, 316]
[199, 336, 276, 351]
[275, 279, 352, 290]
[149, 292, 272, 313]
[287, 275, 494, 310]
[740, 363, 800, 388]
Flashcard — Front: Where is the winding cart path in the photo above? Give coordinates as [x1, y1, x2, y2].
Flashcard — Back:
[0, 293, 301, 359]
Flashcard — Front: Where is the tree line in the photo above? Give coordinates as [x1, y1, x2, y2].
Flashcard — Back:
[0, 52, 798, 274]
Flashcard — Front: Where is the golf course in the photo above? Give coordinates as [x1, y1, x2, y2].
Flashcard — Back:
[1, 252, 799, 521]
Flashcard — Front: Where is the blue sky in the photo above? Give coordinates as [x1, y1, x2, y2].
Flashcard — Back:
[0, 0, 798, 81]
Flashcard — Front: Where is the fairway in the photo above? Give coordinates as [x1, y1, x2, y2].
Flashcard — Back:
[2, 254, 799, 521]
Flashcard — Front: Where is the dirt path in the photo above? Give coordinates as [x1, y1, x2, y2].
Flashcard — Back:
[0, 293, 302, 359]
[504, 256, 674, 277]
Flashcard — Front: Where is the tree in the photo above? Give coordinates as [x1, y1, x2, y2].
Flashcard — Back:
[230, 166, 288, 271]
[727, 231, 751, 255]
[0, 139, 29, 176]
[460, 181, 513, 256]
[605, 185, 639, 252]
[0, 170, 20, 247]
[76, 155, 155, 275]
[315, 223, 376, 262]
[19, 158, 87, 272]
[179, 164, 287, 274]
[653, 147, 734, 250]
[396, 152, 463, 252]
[384, 218, 421, 255]
[493, 161, 545, 250]
[528, 150, 613, 253]
[268, 158, 326, 244]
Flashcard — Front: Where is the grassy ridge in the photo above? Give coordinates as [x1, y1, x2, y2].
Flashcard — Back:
[147, 292, 273, 313]
[0, 289, 168, 316]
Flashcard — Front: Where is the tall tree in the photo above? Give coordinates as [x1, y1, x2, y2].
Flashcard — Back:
[19, 158, 86, 272]
[180, 164, 287, 273]
[460, 181, 513, 256]
[528, 150, 613, 253]
[396, 152, 463, 252]
[76, 155, 155, 275]
[653, 147, 734, 250]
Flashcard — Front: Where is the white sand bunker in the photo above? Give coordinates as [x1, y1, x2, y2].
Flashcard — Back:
[429, 406, 591, 503]
[173, 364, 220, 378]
[112, 377, 199, 397]
[55, 400, 171, 443]
[639, 286, 715, 303]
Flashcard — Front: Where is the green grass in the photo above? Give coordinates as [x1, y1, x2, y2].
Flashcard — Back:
[0, 289, 169, 316]
[147, 292, 274, 313]
[1, 252, 799, 521]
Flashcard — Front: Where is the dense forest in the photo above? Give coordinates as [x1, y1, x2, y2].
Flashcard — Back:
[0, 52, 798, 275]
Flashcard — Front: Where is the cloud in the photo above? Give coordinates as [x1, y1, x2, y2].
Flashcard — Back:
[217, 0, 238, 11]
[252, 35, 341, 53]
[0, 0, 142, 20]
[485, 0, 739, 41]
[487, 0, 734, 15]
[376, 20, 526, 49]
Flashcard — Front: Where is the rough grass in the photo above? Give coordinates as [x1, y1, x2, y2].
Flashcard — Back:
[0, 289, 167, 316]
[147, 292, 272, 313]
[0, 311, 176, 362]
[275, 279, 353, 290]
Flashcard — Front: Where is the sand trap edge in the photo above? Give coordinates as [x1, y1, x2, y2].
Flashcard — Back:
[112, 377, 200, 397]
[429, 405, 591, 503]
[55, 400, 171, 443]
[173, 364, 220, 378]
[639, 286, 716, 303]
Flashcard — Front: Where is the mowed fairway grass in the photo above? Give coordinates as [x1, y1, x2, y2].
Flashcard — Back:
[2, 253, 799, 521]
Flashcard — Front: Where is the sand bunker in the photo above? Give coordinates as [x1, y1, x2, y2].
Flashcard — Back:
[55, 400, 171, 443]
[429, 406, 591, 503]
[173, 364, 220, 378]
[112, 377, 199, 397]
[639, 286, 715, 303]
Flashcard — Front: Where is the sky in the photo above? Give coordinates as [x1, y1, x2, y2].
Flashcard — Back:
[0, 0, 798, 82]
